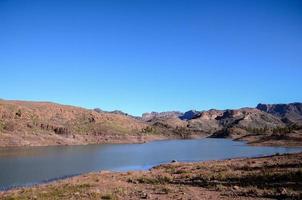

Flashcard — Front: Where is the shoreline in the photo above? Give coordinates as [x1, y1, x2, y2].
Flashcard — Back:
[1, 152, 301, 199]
[0, 134, 170, 148]
[0, 137, 301, 195]
[1, 132, 302, 148]
[0, 134, 206, 148]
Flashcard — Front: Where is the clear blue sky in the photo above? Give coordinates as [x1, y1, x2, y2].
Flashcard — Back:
[0, 0, 301, 116]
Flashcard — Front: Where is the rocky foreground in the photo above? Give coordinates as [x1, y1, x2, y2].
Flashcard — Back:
[1, 152, 301, 200]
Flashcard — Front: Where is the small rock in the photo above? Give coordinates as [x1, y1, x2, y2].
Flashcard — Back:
[171, 160, 177, 163]
[140, 191, 149, 199]
[233, 185, 240, 190]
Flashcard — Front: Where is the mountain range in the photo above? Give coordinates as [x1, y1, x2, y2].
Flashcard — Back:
[0, 99, 301, 147]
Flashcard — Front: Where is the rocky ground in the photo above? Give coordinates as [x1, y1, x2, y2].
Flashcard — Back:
[1, 152, 301, 200]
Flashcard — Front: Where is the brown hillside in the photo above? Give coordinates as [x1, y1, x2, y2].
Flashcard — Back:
[0, 100, 151, 147]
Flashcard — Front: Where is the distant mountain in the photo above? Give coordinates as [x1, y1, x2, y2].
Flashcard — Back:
[141, 111, 183, 121]
[186, 109, 224, 133]
[257, 103, 302, 125]
[142, 103, 302, 144]
[186, 108, 285, 136]
[94, 108, 139, 119]
[109, 110, 129, 116]
[179, 110, 200, 120]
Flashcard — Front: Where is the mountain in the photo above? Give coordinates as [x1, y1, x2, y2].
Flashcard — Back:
[141, 111, 183, 121]
[257, 103, 302, 125]
[179, 110, 200, 120]
[142, 103, 302, 146]
[186, 109, 224, 133]
[94, 108, 131, 117]
[185, 108, 286, 137]
[210, 108, 286, 138]
[217, 108, 284, 129]
[143, 107, 287, 136]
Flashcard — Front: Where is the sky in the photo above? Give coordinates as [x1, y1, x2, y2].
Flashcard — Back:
[0, 0, 302, 116]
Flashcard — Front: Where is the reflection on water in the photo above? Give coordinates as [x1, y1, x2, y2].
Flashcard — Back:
[0, 138, 301, 190]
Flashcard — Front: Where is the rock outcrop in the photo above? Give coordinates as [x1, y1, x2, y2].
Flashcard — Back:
[179, 110, 200, 120]
[141, 111, 183, 121]
[257, 103, 302, 125]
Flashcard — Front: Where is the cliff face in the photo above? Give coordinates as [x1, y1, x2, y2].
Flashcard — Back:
[186, 109, 224, 133]
[179, 110, 200, 120]
[257, 103, 302, 125]
[216, 108, 285, 129]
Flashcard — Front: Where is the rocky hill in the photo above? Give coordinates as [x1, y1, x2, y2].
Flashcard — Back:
[186, 109, 224, 133]
[257, 103, 302, 125]
[142, 104, 302, 146]
[179, 110, 200, 120]
[141, 111, 183, 121]
[209, 108, 286, 139]
[144, 108, 287, 136]
[0, 100, 153, 147]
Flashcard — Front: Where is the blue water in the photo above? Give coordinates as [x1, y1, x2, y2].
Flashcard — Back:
[0, 138, 301, 190]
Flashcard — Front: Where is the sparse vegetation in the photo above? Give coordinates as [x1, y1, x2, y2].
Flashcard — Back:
[244, 126, 269, 134]
[173, 126, 192, 139]
[15, 109, 22, 118]
[142, 126, 154, 134]
[244, 123, 302, 135]
[0, 120, 4, 132]
[1, 183, 98, 200]
[136, 175, 171, 184]
[101, 193, 118, 200]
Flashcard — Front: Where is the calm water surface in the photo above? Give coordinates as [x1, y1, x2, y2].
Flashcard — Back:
[0, 138, 301, 190]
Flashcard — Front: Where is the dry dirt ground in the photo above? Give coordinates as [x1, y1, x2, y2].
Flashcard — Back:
[1, 153, 301, 200]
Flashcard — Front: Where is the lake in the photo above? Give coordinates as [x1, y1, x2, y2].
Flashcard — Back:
[0, 138, 301, 190]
